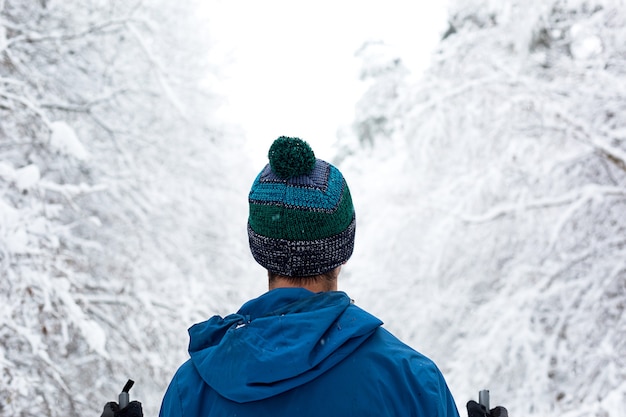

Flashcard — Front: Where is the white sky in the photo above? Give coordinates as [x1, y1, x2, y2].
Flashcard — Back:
[200, 1, 448, 166]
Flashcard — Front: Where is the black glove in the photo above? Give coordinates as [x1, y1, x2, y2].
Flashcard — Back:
[467, 400, 508, 417]
[101, 401, 143, 417]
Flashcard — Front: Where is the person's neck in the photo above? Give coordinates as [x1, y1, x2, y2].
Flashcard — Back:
[269, 278, 337, 293]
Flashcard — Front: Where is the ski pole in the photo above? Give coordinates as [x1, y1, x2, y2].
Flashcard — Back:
[478, 389, 489, 410]
[119, 379, 135, 409]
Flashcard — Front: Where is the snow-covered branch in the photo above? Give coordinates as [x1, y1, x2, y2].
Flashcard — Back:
[40, 88, 136, 113]
[4, 17, 145, 47]
[126, 22, 187, 117]
[555, 109, 626, 172]
[0, 91, 50, 126]
[460, 185, 625, 224]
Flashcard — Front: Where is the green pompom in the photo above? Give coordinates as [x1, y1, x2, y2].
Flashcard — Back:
[268, 136, 316, 178]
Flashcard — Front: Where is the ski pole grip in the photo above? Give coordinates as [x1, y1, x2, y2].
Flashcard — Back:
[119, 379, 134, 408]
[479, 389, 490, 410]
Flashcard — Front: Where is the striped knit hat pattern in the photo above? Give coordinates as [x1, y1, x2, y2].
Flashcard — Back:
[247, 136, 356, 277]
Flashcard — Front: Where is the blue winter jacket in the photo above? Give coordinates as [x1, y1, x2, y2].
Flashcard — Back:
[159, 288, 460, 417]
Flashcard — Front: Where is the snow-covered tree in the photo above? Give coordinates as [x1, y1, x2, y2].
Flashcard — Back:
[341, 0, 625, 416]
[1, 1, 257, 416]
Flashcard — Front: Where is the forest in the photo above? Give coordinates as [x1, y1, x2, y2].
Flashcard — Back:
[1, 0, 624, 416]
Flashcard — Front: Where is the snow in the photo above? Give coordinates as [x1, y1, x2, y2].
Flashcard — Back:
[53, 278, 109, 358]
[1, 202, 30, 254]
[0, 24, 6, 52]
[15, 164, 40, 191]
[570, 23, 603, 60]
[49, 120, 90, 160]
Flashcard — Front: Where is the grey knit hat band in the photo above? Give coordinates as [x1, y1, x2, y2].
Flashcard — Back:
[247, 216, 355, 277]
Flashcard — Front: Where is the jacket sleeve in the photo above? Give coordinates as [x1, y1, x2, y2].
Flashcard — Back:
[421, 363, 461, 417]
[404, 351, 461, 417]
[159, 372, 184, 417]
[436, 371, 461, 417]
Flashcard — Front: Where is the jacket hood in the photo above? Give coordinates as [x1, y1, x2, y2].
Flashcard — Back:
[188, 288, 382, 403]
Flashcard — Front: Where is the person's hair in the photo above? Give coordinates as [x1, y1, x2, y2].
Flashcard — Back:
[268, 267, 340, 291]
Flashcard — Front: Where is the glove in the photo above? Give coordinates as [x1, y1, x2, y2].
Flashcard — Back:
[467, 400, 508, 417]
[100, 401, 143, 417]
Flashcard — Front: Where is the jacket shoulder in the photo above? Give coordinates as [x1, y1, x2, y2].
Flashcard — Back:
[338, 327, 460, 417]
[159, 360, 201, 417]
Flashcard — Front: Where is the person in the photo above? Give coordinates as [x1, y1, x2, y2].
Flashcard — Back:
[100, 136, 508, 417]
[156, 136, 461, 417]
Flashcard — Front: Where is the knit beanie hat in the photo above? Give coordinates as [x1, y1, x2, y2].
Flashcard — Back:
[248, 136, 356, 277]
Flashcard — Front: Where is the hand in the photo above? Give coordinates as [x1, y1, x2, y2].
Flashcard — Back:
[101, 401, 143, 417]
[467, 400, 508, 417]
